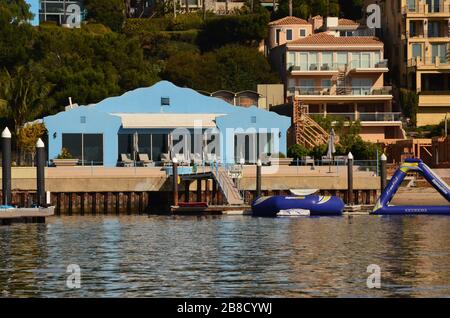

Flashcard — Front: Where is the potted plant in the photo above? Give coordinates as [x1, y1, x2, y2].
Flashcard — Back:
[52, 148, 79, 167]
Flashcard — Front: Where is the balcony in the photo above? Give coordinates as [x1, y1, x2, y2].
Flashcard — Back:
[288, 86, 392, 96]
[407, 56, 450, 70]
[309, 112, 402, 122]
[288, 60, 389, 74]
[288, 63, 346, 73]
[402, 2, 450, 15]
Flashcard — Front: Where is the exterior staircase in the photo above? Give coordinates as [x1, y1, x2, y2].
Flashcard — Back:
[292, 99, 329, 148]
[336, 66, 350, 95]
[212, 167, 244, 205]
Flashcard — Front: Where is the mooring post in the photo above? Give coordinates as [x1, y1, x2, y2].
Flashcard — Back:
[172, 157, 179, 206]
[380, 153, 387, 192]
[36, 138, 46, 207]
[347, 152, 354, 205]
[2, 127, 12, 206]
[256, 159, 262, 198]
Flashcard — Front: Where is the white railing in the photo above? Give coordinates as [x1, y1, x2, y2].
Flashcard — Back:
[288, 86, 392, 96]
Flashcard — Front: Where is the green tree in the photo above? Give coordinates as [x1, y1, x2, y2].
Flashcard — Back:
[16, 122, 46, 165]
[275, 0, 340, 19]
[198, 13, 270, 51]
[399, 88, 419, 127]
[85, 0, 125, 32]
[0, 3, 34, 71]
[162, 45, 279, 92]
[0, 66, 52, 136]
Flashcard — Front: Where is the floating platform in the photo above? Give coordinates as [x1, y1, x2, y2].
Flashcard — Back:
[372, 158, 450, 215]
[170, 204, 251, 215]
[0, 206, 55, 225]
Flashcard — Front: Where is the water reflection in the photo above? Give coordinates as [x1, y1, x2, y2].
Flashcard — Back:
[0, 215, 449, 297]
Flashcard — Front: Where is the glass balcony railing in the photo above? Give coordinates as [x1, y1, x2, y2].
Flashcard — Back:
[309, 112, 402, 122]
[288, 86, 392, 96]
[408, 56, 449, 67]
[288, 60, 388, 72]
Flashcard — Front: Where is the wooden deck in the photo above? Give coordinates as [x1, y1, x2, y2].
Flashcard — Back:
[0, 206, 55, 225]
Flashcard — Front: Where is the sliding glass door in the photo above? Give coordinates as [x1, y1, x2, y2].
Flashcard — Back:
[62, 133, 103, 165]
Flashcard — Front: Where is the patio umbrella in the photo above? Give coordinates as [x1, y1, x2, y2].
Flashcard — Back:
[326, 128, 336, 172]
[133, 131, 139, 162]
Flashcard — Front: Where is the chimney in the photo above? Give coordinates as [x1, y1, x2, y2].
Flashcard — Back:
[289, 0, 292, 16]
[68, 97, 73, 108]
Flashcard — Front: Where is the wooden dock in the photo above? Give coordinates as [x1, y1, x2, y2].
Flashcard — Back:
[0, 206, 55, 225]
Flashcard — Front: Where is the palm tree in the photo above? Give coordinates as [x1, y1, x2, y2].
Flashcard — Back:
[0, 66, 52, 163]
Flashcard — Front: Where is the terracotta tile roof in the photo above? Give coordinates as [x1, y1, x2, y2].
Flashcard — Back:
[287, 32, 383, 46]
[338, 18, 359, 26]
[269, 16, 309, 26]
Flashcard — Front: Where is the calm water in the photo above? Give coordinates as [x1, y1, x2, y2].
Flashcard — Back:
[0, 215, 449, 297]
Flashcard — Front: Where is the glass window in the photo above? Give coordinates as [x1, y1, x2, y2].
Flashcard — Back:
[287, 52, 296, 69]
[412, 43, 422, 59]
[286, 29, 292, 41]
[276, 29, 281, 44]
[337, 52, 348, 67]
[432, 43, 447, 63]
[62, 134, 82, 160]
[151, 134, 168, 161]
[373, 52, 381, 66]
[299, 52, 308, 70]
[321, 52, 333, 69]
[321, 79, 332, 88]
[83, 134, 103, 164]
[351, 52, 360, 68]
[309, 52, 318, 70]
[299, 29, 306, 37]
[352, 78, 372, 95]
[428, 21, 440, 37]
[361, 53, 371, 68]
[63, 133, 103, 165]
[408, 0, 416, 11]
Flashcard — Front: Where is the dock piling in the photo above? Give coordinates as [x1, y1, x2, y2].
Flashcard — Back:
[381, 153, 387, 192]
[256, 159, 262, 198]
[36, 138, 46, 207]
[172, 158, 179, 206]
[2, 127, 12, 206]
[347, 152, 354, 205]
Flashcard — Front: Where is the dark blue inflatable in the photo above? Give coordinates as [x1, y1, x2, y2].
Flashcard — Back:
[252, 195, 345, 217]
[372, 158, 450, 215]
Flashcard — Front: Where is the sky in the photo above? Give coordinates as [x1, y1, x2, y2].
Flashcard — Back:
[26, 0, 40, 26]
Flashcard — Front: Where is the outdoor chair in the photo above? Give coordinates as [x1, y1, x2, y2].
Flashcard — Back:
[120, 154, 133, 167]
[161, 153, 171, 166]
[321, 156, 332, 165]
[302, 156, 315, 166]
[175, 153, 189, 166]
[206, 153, 217, 165]
[260, 153, 272, 166]
[138, 153, 153, 167]
[334, 156, 347, 165]
[191, 153, 203, 166]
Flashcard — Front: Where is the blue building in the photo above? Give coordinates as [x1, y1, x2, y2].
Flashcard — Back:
[43, 81, 290, 167]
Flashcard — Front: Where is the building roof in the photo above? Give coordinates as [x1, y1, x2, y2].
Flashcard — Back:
[338, 18, 359, 26]
[287, 32, 383, 46]
[269, 16, 309, 26]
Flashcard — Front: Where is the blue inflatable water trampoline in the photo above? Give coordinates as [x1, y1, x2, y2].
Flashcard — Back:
[252, 194, 345, 217]
[372, 158, 450, 215]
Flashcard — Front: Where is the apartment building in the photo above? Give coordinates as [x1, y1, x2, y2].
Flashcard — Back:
[269, 16, 405, 145]
[39, 0, 85, 25]
[369, 0, 450, 126]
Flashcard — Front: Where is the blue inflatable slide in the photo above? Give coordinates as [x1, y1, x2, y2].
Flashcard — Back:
[372, 158, 450, 215]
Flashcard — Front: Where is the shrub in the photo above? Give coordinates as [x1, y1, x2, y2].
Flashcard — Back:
[56, 148, 74, 159]
[287, 144, 309, 159]
[399, 88, 418, 127]
[169, 13, 204, 31]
